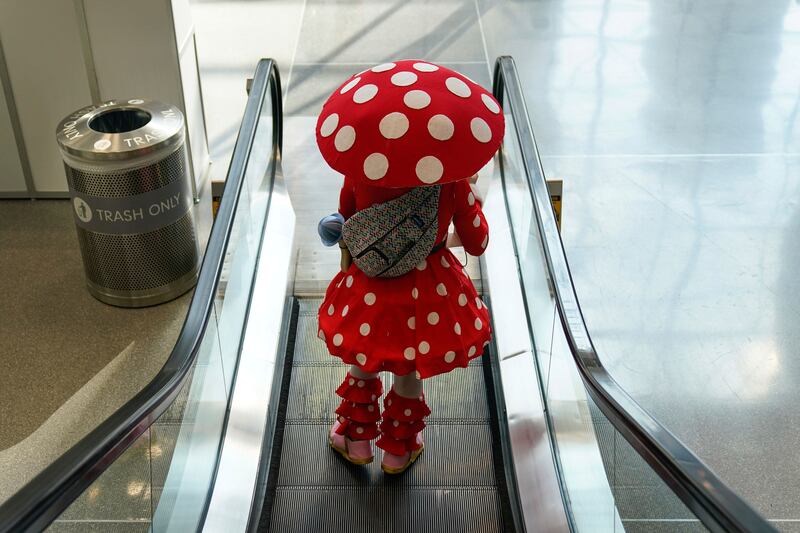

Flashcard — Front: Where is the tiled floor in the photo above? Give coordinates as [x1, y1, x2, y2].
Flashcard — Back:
[193, 0, 800, 529]
[477, 0, 800, 527]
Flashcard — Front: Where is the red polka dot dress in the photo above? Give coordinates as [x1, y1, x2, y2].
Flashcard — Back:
[318, 177, 491, 379]
[315, 60, 504, 463]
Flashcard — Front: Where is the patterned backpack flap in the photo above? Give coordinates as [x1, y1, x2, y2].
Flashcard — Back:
[342, 185, 441, 278]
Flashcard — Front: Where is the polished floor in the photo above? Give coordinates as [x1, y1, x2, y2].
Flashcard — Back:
[191, 0, 800, 529]
[478, 0, 800, 527]
[0, 200, 200, 504]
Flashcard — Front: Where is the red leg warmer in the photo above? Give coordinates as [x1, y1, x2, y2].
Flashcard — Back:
[334, 372, 382, 440]
[376, 388, 431, 456]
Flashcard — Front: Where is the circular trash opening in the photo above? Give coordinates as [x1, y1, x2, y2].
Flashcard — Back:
[89, 108, 152, 134]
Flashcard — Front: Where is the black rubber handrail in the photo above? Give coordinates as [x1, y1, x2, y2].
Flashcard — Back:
[0, 58, 283, 533]
[493, 56, 776, 533]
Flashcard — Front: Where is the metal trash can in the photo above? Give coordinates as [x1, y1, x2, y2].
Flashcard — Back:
[56, 99, 199, 308]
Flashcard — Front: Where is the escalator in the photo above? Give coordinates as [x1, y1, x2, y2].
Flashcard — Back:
[0, 57, 778, 533]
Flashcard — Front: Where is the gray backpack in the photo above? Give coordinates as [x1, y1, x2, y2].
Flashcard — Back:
[342, 185, 442, 278]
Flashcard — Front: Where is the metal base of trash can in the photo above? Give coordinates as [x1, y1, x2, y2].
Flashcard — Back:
[87, 265, 199, 308]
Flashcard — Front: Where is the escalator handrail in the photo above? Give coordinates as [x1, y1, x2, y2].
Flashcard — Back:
[0, 58, 283, 533]
[492, 55, 775, 533]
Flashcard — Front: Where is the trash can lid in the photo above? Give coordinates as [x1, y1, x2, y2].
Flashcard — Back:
[56, 99, 184, 163]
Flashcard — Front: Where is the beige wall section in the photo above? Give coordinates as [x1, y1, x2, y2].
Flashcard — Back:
[83, 0, 210, 196]
[0, 65, 26, 194]
[0, 0, 209, 197]
[84, 0, 181, 102]
[178, 35, 210, 195]
[0, 1, 92, 194]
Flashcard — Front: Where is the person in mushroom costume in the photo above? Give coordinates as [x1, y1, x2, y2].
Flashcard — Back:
[315, 59, 504, 474]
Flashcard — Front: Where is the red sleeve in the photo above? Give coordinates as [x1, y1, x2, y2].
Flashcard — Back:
[338, 175, 356, 220]
[452, 180, 489, 256]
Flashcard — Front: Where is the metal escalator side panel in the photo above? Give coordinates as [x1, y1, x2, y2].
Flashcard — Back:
[480, 168, 571, 533]
[203, 164, 296, 531]
[491, 55, 777, 533]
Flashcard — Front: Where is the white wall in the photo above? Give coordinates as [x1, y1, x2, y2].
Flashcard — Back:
[0, 0, 92, 194]
[0, 0, 209, 198]
[0, 63, 27, 194]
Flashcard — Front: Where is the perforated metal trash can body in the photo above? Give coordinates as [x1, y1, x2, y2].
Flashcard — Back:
[56, 99, 199, 308]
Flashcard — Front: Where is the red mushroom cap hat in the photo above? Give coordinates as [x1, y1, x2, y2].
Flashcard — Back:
[316, 59, 504, 188]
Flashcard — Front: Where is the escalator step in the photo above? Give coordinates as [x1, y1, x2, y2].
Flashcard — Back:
[269, 487, 503, 533]
[285, 366, 490, 423]
[262, 303, 507, 532]
[276, 423, 496, 487]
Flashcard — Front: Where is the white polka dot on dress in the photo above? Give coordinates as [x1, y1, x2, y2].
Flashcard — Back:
[412, 287, 419, 299]
[475, 297, 483, 309]
[403, 347, 416, 360]
[334, 126, 356, 152]
[445, 76, 471, 98]
[468, 346, 477, 357]
[474, 318, 483, 330]
[427, 312, 439, 325]
[319, 330, 326, 341]
[427, 114, 454, 141]
[363, 153, 389, 180]
[342, 305, 349, 316]
[346, 275, 353, 287]
[444, 351, 456, 363]
[357, 379, 365, 387]
[360, 323, 371, 336]
[356, 426, 364, 434]
[364, 292, 376, 305]
[416, 156, 444, 184]
[353, 84, 378, 103]
[468, 192, 475, 206]
[440, 256, 450, 268]
[333, 333, 344, 346]
[436, 283, 447, 296]
[418, 341, 430, 354]
[348, 378, 355, 386]
[403, 90, 431, 109]
[379, 112, 409, 139]
[473, 215, 481, 227]
[320, 113, 339, 137]
[391, 71, 418, 86]
[458, 293, 467, 306]
[393, 420, 400, 427]
[407, 316, 416, 329]
[481, 93, 501, 113]
[416, 259, 427, 271]
[471, 117, 492, 143]
[356, 353, 367, 365]
[340, 77, 361, 94]
[481, 235, 488, 249]
[454, 322, 462, 335]
[367, 404, 374, 412]
[403, 408, 412, 416]
[327, 304, 334, 315]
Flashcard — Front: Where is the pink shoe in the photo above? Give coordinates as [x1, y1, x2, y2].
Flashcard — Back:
[329, 420, 374, 465]
[381, 432, 424, 475]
